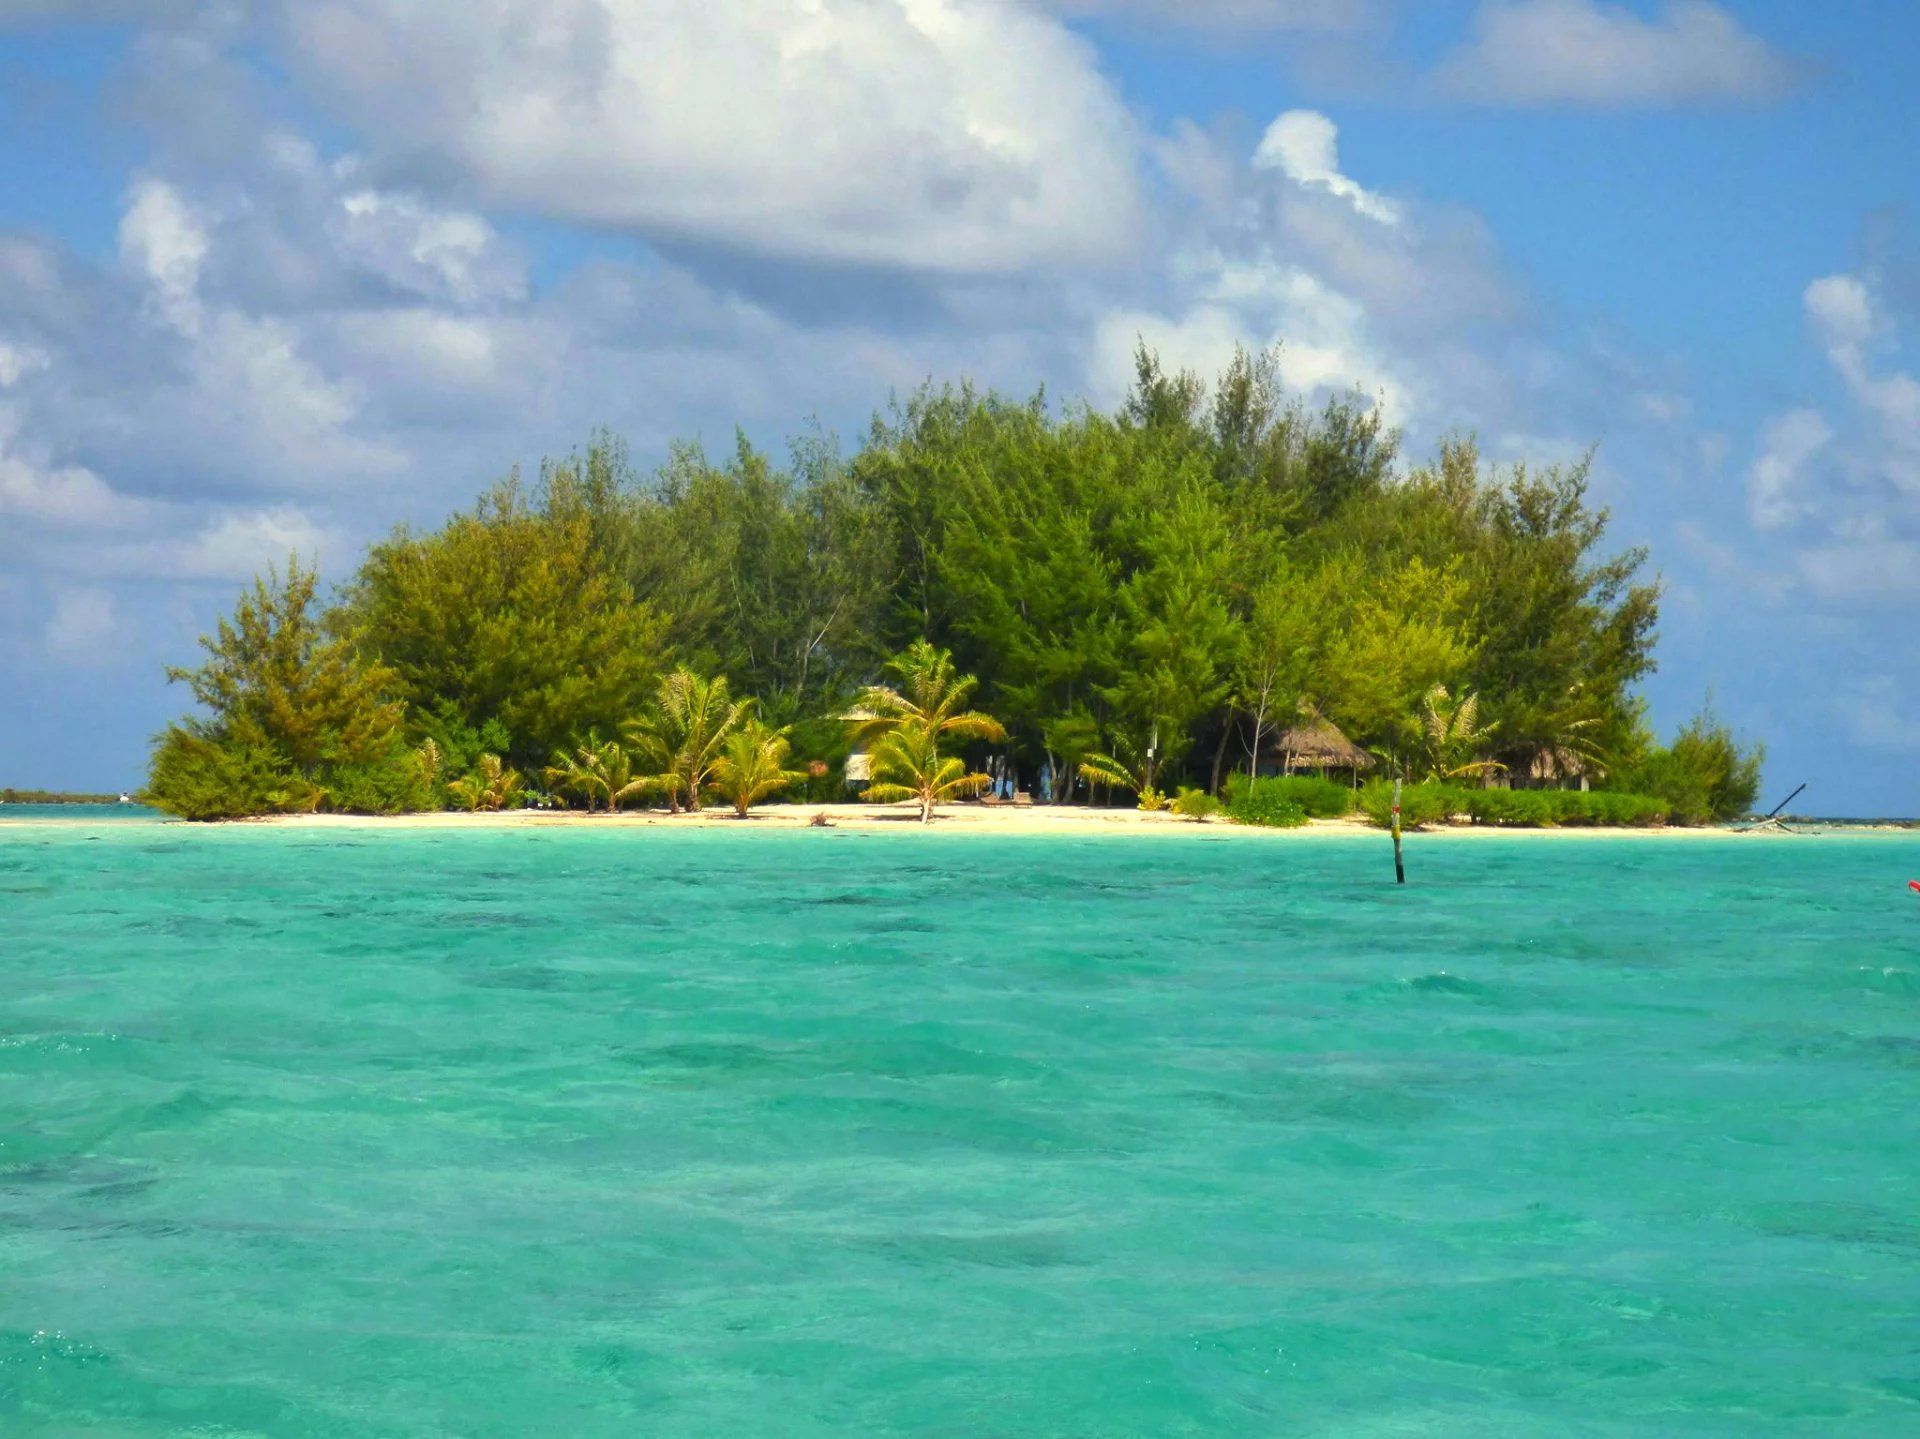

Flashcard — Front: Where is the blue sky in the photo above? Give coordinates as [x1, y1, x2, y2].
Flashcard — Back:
[1, 0, 1915, 814]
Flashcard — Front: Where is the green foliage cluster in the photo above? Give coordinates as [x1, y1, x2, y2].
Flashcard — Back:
[1357, 781, 1674, 829]
[146, 562, 429, 820]
[447, 753, 524, 813]
[853, 640, 1005, 822]
[1220, 776, 1312, 828]
[1358, 781, 1470, 830]
[1463, 789, 1670, 828]
[713, 721, 808, 818]
[1617, 709, 1764, 823]
[1171, 787, 1223, 821]
[1225, 773, 1355, 821]
[144, 348, 1760, 824]
[0, 790, 121, 804]
[1079, 734, 1173, 811]
[524, 669, 816, 818]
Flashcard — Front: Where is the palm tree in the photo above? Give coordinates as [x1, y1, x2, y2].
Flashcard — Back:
[625, 669, 751, 813]
[1418, 686, 1505, 783]
[1079, 730, 1171, 812]
[712, 720, 808, 817]
[543, 732, 632, 813]
[417, 737, 443, 791]
[849, 640, 1004, 823]
[448, 752, 524, 812]
[849, 641, 1005, 749]
[865, 722, 994, 823]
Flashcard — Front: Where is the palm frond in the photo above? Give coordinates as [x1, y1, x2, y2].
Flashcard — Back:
[625, 668, 749, 811]
[865, 716, 992, 822]
[711, 721, 806, 816]
[1078, 753, 1133, 790]
[941, 709, 1008, 744]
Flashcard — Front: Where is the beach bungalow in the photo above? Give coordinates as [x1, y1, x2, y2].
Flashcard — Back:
[1480, 745, 1596, 791]
[1510, 745, 1594, 792]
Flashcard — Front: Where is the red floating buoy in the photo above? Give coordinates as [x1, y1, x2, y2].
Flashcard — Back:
[1910, 880, 1920, 894]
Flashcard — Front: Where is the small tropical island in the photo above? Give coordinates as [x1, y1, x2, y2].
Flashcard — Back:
[0, 789, 127, 806]
[144, 350, 1762, 831]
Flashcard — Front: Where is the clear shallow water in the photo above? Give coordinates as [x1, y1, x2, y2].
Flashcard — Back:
[0, 804, 162, 824]
[3, 824, 1918, 1437]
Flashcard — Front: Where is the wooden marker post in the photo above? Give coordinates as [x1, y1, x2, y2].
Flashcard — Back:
[1391, 776, 1406, 885]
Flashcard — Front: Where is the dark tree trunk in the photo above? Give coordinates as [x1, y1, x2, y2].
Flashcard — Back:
[1209, 711, 1236, 796]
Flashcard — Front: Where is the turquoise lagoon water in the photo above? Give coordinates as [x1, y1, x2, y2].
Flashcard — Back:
[3, 821, 1918, 1436]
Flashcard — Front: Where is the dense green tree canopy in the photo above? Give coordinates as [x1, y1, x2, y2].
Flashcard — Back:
[146, 347, 1763, 822]
[341, 473, 665, 769]
[148, 561, 423, 819]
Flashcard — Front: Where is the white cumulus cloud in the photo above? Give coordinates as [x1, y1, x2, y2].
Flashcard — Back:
[1039, 0, 1372, 31]
[118, 178, 404, 489]
[158, 505, 349, 582]
[1805, 274, 1874, 351]
[331, 189, 526, 309]
[1804, 273, 1920, 491]
[1435, 0, 1796, 108]
[0, 392, 152, 529]
[1746, 264, 1920, 609]
[121, 178, 209, 332]
[1746, 408, 1831, 530]
[1095, 258, 1415, 424]
[278, 0, 1142, 276]
[1096, 111, 1543, 437]
[0, 445, 140, 527]
[1254, 110, 1399, 225]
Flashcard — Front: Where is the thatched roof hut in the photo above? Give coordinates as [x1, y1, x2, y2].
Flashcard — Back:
[1520, 746, 1594, 789]
[1277, 718, 1375, 774]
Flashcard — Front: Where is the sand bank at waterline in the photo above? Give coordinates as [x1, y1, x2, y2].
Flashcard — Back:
[6, 801, 1905, 836]
[147, 804, 1901, 836]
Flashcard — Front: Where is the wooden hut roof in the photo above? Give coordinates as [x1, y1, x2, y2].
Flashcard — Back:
[1276, 718, 1375, 770]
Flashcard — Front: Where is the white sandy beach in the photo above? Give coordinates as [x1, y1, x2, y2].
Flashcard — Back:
[5, 803, 1905, 837]
[162, 804, 1882, 837]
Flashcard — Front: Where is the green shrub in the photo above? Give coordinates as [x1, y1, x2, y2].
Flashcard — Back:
[1358, 780, 1465, 829]
[324, 744, 436, 816]
[412, 701, 513, 804]
[146, 726, 432, 821]
[1171, 787, 1223, 821]
[1464, 788, 1670, 828]
[1617, 751, 1709, 825]
[145, 730, 311, 821]
[1224, 776, 1309, 828]
[1224, 772, 1354, 819]
[1582, 791, 1670, 827]
[1466, 789, 1560, 827]
[145, 560, 426, 821]
[1619, 707, 1764, 824]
